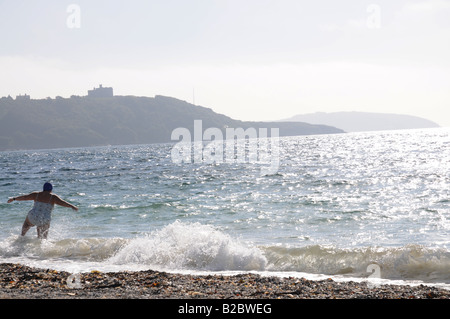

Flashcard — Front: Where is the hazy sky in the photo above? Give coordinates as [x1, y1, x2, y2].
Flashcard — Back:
[1, 0, 449, 126]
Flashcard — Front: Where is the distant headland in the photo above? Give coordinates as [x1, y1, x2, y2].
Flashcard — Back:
[0, 86, 343, 151]
[281, 111, 440, 133]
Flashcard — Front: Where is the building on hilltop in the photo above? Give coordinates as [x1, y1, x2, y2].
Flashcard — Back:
[16, 94, 30, 101]
[87, 84, 113, 98]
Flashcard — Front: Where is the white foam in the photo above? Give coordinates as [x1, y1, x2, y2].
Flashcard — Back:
[262, 244, 450, 284]
[1, 222, 449, 290]
[108, 221, 267, 271]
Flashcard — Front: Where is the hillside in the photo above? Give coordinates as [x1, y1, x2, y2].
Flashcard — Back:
[0, 95, 343, 151]
[281, 111, 440, 133]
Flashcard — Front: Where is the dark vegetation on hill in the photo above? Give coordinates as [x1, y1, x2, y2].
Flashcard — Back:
[0, 95, 343, 151]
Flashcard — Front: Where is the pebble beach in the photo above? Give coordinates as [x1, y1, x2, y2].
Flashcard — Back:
[1, 263, 449, 299]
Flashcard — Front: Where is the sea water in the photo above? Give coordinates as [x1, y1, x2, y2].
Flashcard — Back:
[0, 128, 449, 289]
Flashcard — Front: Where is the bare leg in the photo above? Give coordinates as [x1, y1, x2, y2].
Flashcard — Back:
[21, 217, 34, 236]
[37, 224, 50, 239]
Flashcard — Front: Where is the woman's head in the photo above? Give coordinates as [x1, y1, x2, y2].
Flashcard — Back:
[43, 182, 53, 192]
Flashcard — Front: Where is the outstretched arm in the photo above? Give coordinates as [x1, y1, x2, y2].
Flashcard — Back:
[53, 195, 78, 211]
[7, 192, 38, 203]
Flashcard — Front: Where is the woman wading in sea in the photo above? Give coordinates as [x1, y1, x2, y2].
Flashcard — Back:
[7, 182, 78, 239]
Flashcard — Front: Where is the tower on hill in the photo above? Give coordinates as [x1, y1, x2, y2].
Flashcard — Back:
[87, 84, 113, 98]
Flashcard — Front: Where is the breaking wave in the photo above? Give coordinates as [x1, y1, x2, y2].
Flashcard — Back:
[1, 222, 449, 285]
